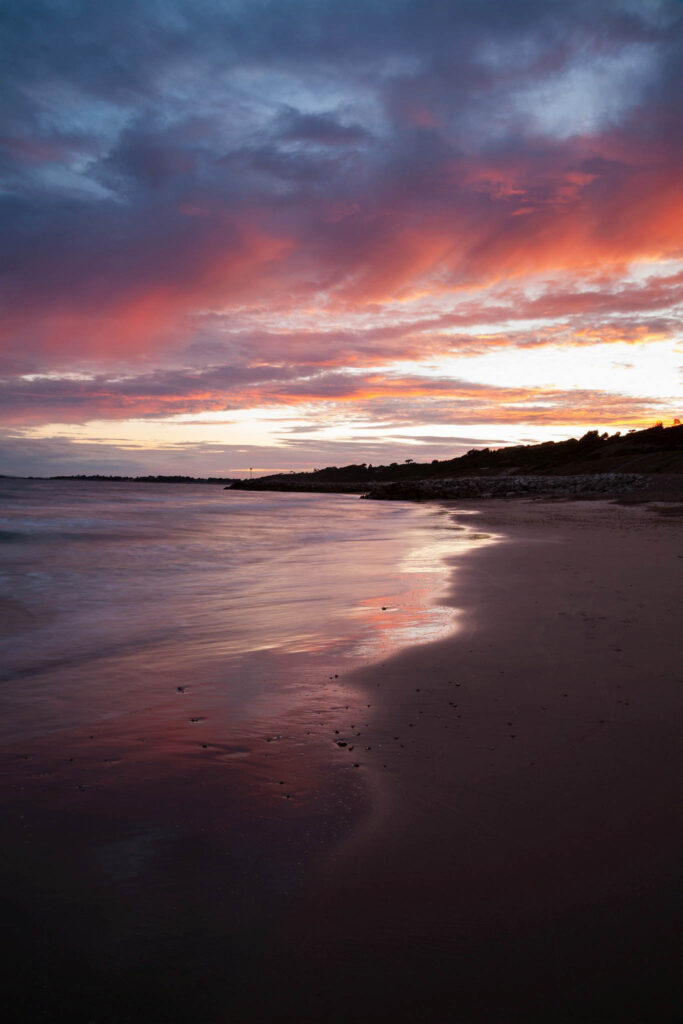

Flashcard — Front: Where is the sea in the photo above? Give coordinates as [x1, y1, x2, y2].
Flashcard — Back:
[0, 479, 493, 745]
[0, 479, 495, 1021]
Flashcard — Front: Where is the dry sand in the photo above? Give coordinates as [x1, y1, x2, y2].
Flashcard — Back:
[255, 498, 683, 1022]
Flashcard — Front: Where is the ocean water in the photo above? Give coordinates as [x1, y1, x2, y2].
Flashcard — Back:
[0, 479, 497, 1021]
[0, 479, 491, 746]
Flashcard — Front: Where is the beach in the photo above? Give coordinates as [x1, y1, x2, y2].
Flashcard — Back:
[248, 498, 683, 1021]
[2, 489, 681, 1021]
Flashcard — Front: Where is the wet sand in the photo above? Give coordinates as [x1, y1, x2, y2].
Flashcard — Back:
[3, 498, 682, 1022]
[256, 498, 683, 1021]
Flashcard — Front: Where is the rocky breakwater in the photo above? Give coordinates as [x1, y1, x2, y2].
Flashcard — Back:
[362, 473, 647, 501]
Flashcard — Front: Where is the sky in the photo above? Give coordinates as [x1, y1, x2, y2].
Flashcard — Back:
[1, 0, 681, 477]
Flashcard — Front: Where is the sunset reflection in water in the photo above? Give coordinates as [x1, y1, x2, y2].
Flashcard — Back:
[0, 482, 502, 830]
[1, 482, 497, 757]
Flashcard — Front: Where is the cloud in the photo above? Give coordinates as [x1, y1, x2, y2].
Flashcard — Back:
[0, 362, 673, 433]
[278, 110, 371, 147]
[1, 1, 681, 471]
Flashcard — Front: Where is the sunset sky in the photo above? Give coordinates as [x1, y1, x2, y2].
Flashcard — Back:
[1, 0, 681, 477]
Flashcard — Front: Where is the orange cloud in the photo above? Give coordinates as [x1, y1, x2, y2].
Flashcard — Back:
[1, 363, 675, 433]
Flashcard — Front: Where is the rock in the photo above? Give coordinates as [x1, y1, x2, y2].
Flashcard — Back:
[363, 472, 648, 502]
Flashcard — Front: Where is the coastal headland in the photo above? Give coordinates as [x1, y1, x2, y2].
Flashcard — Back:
[228, 423, 683, 501]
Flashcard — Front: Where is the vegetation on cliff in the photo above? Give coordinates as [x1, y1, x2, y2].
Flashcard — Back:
[230, 423, 683, 493]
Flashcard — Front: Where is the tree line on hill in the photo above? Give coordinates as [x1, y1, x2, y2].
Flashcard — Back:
[229, 423, 683, 492]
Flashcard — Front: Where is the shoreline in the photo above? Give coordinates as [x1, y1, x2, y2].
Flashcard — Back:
[2, 495, 681, 1022]
[252, 497, 683, 1021]
[227, 471, 683, 501]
